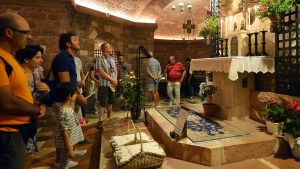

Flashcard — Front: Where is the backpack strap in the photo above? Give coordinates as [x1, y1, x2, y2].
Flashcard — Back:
[0, 56, 13, 77]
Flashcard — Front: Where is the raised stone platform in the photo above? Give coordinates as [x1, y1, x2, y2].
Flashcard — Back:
[146, 105, 277, 166]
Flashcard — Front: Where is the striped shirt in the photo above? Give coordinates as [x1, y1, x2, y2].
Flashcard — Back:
[55, 107, 84, 148]
[98, 54, 116, 86]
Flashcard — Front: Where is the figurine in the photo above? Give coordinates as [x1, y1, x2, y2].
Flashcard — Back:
[234, 22, 238, 31]
[240, 20, 245, 30]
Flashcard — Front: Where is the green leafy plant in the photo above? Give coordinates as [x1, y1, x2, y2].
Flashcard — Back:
[199, 82, 217, 103]
[262, 99, 286, 122]
[283, 101, 300, 138]
[119, 74, 145, 109]
[197, 17, 218, 37]
[255, 0, 295, 21]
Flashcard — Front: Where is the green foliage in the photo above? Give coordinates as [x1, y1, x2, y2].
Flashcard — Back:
[119, 75, 145, 109]
[283, 101, 300, 138]
[262, 99, 286, 122]
[197, 17, 218, 37]
[199, 82, 217, 103]
[255, 0, 295, 21]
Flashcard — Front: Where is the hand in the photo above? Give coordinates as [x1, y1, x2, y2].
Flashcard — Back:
[67, 149, 74, 159]
[34, 104, 46, 121]
[35, 82, 50, 92]
[78, 81, 85, 87]
[111, 79, 118, 86]
[76, 94, 87, 106]
[153, 76, 158, 81]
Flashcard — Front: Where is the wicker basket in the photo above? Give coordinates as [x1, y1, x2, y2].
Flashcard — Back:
[110, 120, 153, 148]
[114, 127, 165, 169]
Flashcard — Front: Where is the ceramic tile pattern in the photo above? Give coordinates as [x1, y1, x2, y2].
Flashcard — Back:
[28, 97, 300, 169]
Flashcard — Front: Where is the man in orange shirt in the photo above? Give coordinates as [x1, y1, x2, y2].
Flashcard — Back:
[0, 13, 44, 169]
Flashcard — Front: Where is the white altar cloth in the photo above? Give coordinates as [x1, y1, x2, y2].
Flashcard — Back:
[190, 56, 274, 81]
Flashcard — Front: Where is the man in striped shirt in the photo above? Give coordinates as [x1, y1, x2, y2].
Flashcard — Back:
[96, 43, 118, 129]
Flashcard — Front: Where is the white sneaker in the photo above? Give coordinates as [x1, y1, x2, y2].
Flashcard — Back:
[74, 149, 87, 157]
[67, 160, 79, 168]
[54, 160, 78, 168]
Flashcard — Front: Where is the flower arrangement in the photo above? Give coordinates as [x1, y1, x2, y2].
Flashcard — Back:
[262, 99, 286, 122]
[119, 73, 145, 110]
[284, 101, 300, 138]
[255, 0, 295, 21]
[197, 16, 218, 37]
[199, 82, 217, 103]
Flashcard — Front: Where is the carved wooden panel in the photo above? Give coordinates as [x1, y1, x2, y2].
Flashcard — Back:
[230, 36, 238, 56]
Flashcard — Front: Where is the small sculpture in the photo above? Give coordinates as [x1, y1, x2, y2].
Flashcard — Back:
[240, 20, 245, 30]
[234, 22, 238, 31]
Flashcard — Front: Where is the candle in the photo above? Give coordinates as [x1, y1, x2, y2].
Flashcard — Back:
[225, 17, 228, 37]
[220, 19, 223, 38]
[254, 6, 257, 31]
[248, 8, 251, 31]
[230, 16, 232, 33]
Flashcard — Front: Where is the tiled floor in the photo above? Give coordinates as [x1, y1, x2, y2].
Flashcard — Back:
[29, 97, 300, 169]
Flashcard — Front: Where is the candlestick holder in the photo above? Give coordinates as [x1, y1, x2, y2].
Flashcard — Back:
[219, 38, 224, 57]
[253, 32, 260, 56]
[224, 38, 228, 57]
[260, 30, 268, 56]
[246, 32, 253, 56]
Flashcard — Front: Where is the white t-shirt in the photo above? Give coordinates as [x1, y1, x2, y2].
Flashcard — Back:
[74, 57, 83, 93]
[74, 57, 82, 81]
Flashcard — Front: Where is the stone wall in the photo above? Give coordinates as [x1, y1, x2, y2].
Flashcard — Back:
[250, 91, 300, 124]
[154, 39, 211, 70]
[0, 0, 157, 126]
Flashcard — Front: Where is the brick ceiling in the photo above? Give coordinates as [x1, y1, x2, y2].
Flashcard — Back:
[73, 0, 210, 40]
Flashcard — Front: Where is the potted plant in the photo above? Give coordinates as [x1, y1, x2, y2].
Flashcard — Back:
[198, 16, 218, 45]
[262, 99, 286, 134]
[119, 74, 146, 121]
[255, 0, 295, 21]
[283, 101, 300, 159]
[199, 82, 218, 117]
[255, 0, 295, 32]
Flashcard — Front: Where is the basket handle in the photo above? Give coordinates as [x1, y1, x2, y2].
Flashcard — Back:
[137, 127, 143, 153]
[127, 119, 135, 133]
[127, 120, 138, 141]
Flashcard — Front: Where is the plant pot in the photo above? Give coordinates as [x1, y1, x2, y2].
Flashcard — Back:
[202, 103, 218, 117]
[268, 15, 283, 33]
[203, 35, 211, 45]
[266, 120, 284, 135]
[284, 134, 300, 159]
[130, 107, 141, 120]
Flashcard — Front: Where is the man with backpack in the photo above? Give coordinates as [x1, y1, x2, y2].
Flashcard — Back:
[0, 13, 45, 169]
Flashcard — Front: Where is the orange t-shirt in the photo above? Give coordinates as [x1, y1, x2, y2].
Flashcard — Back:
[0, 48, 34, 132]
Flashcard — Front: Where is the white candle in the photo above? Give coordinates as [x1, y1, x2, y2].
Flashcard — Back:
[225, 17, 228, 37]
[230, 16, 232, 33]
[248, 8, 251, 31]
[254, 6, 257, 31]
[220, 19, 223, 38]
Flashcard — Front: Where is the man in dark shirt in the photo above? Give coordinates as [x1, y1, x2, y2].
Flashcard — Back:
[51, 32, 87, 105]
[51, 32, 88, 167]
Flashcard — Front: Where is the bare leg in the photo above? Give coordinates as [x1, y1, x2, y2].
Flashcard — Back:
[107, 104, 112, 118]
[149, 91, 156, 106]
[154, 90, 160, 106]
[98, 105, 104, 121]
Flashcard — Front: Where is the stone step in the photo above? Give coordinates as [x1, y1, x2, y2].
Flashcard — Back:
[146, 107, 277, 166]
